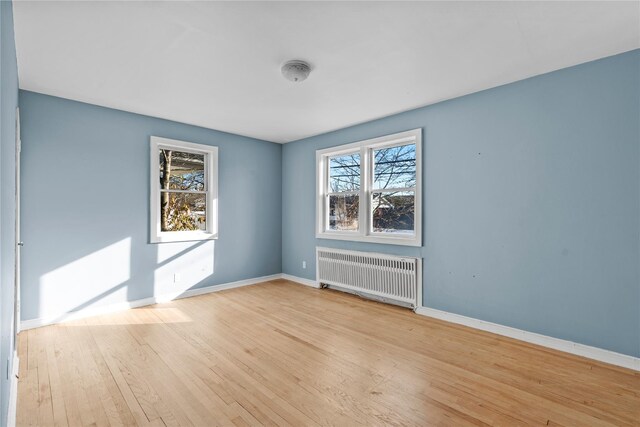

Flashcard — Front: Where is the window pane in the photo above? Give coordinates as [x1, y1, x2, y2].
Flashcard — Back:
[160, 192, 206, 232]
[329, 153, 360, 192]
[371, 191, 414, 234]
[159, 150, 205, 191]
[328, 194, 359, 231]
[373, 143, 416, 190]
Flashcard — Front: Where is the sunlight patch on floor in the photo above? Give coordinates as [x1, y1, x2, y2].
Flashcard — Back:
[69, 307, 193, 326]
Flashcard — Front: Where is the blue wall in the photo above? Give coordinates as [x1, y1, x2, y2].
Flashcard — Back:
[0, 1, 18, 425]
[282, 50, 640, 357]
[16, 48, 640, 361]
[19, 91, 282, 322]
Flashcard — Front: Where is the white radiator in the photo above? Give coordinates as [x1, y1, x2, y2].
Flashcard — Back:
[316, 247, 421, 309]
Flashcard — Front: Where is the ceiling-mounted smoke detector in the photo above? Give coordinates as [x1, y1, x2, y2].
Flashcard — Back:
[281, 60, 311, 83]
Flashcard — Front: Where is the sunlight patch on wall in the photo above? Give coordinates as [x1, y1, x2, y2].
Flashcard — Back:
[153, 240, 215, 301]
[39, 238, 132, 319]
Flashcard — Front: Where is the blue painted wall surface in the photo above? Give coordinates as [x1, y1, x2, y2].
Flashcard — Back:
[282, 50, 640, 357]
[19, 91, 282, 322]
[0, 1, 18, 425]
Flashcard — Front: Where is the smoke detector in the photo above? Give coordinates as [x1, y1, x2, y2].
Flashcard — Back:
[281, 60, 311, 83]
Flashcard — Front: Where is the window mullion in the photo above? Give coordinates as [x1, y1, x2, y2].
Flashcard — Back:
[324, 155, 330, 232]
[370, 145, 376, 236]
[360, 145, 368, 237]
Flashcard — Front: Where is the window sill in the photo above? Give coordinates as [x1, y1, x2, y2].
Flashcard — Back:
[316, 231, 422, 247]
[150, 231, 218, 244]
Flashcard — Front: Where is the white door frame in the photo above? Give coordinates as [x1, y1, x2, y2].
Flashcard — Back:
[14, 107, 21, 339]
[7, 108, 22, 427]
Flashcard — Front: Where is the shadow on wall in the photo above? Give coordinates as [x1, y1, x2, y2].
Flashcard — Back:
[30, 236, 216, 325]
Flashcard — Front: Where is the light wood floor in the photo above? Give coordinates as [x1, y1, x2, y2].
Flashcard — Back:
[17, 279, 639, 426]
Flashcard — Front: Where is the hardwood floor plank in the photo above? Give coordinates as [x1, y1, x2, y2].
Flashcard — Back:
[41, 326, 67, 427]
[26, 329, 38, 373]
[59, 323, 108, 427]
[18, 368, 38, 426]
[90, 321, 195, 426]
[81, 324, 139, 426]
[90, 331, 156, 427]
[17, 280, 640, 427]
[34, 328, 54, 426]
[50, 326, 84, 427]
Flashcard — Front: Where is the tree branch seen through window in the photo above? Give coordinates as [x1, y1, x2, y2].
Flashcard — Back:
[372, 144, 416, 233]
[159, 149, 206, 232]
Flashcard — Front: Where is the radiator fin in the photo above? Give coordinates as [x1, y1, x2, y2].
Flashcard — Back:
[316, 247, 418, 307]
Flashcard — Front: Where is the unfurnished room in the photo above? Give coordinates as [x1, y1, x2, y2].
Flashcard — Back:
[0, 1, 639, 426]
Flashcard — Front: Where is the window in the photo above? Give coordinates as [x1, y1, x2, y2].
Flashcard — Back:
[316, 129, 422, 246]
[328, 152, 360, 231]
[150, 136, 218, 243]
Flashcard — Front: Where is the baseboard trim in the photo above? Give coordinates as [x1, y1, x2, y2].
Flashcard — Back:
[20, 273, 282, 330]
[415, 306, 640, 371]
[7, 351, 19, 427]
[280, 273, 320, 288]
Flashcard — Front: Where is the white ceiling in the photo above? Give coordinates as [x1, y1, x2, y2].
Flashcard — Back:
[13, 1, 640, 143]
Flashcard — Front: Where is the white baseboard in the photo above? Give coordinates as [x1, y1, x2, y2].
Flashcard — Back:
[415, 306, 640, 372]
[280, 273, 320, 288]
[7, 351, 19, 427]
[20, 273, 282, 330]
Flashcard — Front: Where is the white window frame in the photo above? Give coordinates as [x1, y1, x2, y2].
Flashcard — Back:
[316, 129, 422, 247]
[150, 136, 218, 243]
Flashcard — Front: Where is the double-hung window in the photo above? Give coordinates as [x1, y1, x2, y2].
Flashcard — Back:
[150, 136, 218, 243]
[316, 129, 422, 246]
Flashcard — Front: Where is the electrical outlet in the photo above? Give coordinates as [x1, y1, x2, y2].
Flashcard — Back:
[302, 261, 306, 269]
[173, 273, 181, 283]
